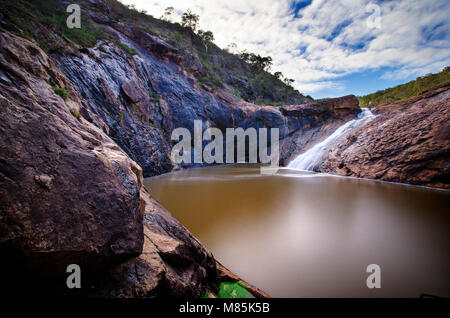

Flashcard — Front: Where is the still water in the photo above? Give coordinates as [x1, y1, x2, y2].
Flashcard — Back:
[144, 165, 450, 297]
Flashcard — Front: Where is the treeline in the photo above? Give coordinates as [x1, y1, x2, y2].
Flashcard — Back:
[161, 7, 296, 89]
[104, 2, 309, 105]
[359, 66, 450, 106]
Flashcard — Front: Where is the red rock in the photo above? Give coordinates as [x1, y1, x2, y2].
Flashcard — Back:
[319, 88, 450, 189]
[0, 30, 264, 298]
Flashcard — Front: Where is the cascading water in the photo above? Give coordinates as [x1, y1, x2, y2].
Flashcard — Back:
[288, 108, 375, 171]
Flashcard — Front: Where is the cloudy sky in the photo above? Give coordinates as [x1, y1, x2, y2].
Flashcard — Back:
[119, 0, 450, 99]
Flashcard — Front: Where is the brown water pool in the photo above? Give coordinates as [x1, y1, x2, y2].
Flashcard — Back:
[144, 164, 450, 297]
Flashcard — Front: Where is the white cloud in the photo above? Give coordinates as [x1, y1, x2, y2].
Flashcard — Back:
[119, 0, 450, 95]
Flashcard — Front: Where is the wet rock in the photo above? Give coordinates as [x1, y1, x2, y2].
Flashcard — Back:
[319, 89, 450, 188]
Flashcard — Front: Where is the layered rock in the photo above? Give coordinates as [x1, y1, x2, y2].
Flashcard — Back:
[279, 96, 360, 165]
[318, 88, 450, 189]
[0, 27, 362, 296]
[0, 30, 220, 297]
[52, 26, 359, 176]
[0, 30, 143, 275]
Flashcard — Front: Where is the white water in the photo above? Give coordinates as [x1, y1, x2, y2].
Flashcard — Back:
[288, 108, 375, 171]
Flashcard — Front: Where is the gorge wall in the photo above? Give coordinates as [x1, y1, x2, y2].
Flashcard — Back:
[0, 23, 357, 297]
[50, 24, 359, 177]
[0, 30, 222, 297]
[0, 0, 449, 299]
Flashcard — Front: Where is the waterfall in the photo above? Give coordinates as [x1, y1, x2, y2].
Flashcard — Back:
[287, 108, 375, 171]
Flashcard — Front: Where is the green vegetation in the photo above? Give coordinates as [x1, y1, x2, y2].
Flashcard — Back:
[52, 87, 69, 100]
[0, 0, 110, 52]
[61, 15, 108, 48]
[197, 30, 214, 53]
[119, 42, 138, 56]
[0, 0, 309, 105]
[238, 51, 273, 72]
[181, 9, 200, 31]
[217, 281, 254, 298]
[359, 66, 450, 106]
[160, 7, 175, 22]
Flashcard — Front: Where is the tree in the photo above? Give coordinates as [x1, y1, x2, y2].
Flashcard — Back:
[238, 50, 252, 63]
[198, 30, 214, 53]
[181, 9, 200, 31]
[283, 78, 295, 87]
[237, 51, 273, 71]
[273, 71, 283, 80]
[161, 7, 175, 22]
[250, 54, 272, 72]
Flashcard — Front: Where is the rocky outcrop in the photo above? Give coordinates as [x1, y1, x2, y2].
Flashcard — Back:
[318, 88, 450, 189]
[280, 95, 359, 119]
[0, 27, 361, 296]
[52, 27, 359, 176]
[92, 197, 217, 298]
[279, 96, 360, 165]
[0, 30, 222, 297]
[0, 30, 143, 276]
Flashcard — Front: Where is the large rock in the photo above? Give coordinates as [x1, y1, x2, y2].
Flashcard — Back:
[131, 27, 182, 64]
[280, 95, 359, 119]
[318, 88, 450, 188]
[0, 31, 228, 298]
[0, 30, 144, 280]
[90, 192, 217, 298]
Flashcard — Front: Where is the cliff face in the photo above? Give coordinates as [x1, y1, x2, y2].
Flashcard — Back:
[318, 86, 450, 189]
[1, 0, 447, 300]
[50, 27, 358, 176]
[0, 24, 358, 297]
[0, 30, 221, 297]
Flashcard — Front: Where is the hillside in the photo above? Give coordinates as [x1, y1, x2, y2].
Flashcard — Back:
[358, 66, 450, 107]
[0, 0, 311, 105]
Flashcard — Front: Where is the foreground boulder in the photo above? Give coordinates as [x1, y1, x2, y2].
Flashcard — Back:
[0, 30, 144, 279]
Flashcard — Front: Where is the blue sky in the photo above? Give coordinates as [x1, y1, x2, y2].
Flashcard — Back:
[121, 0, 450, 99]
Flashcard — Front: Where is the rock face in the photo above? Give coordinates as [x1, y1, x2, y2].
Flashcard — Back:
[279, 95, 360, 165]
[0, 31, 219, 297]
[52, 28, 359, 176]
[0, 31, 142, 275]
[318, 88, 450, 189]
[0, 27, 361, 297]
[1, 1, 448, 299]
[92, 197, 217, 298]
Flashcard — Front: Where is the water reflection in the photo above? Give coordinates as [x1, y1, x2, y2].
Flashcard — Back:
[144, 164, 450, 297]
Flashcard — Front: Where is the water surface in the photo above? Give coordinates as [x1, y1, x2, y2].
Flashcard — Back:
[144, 165, 450, 297]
